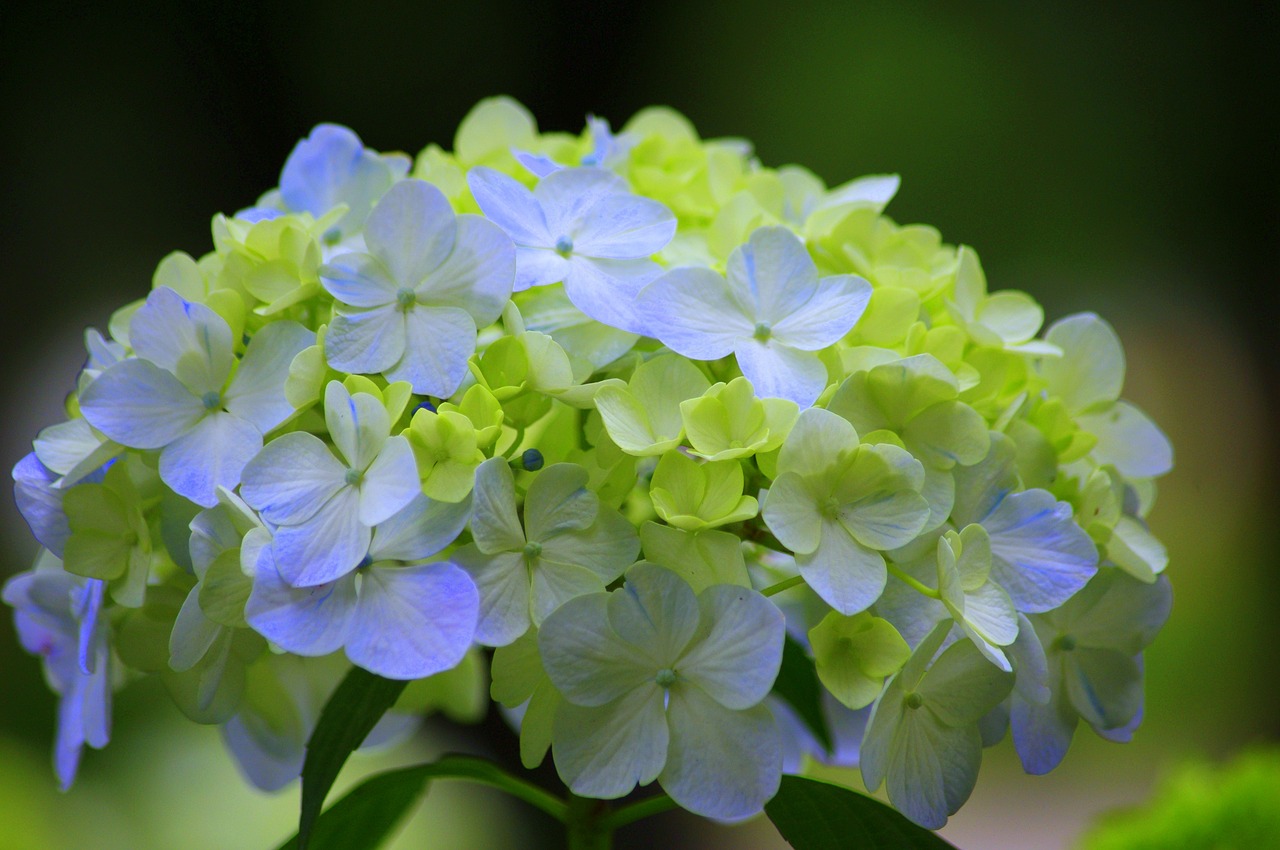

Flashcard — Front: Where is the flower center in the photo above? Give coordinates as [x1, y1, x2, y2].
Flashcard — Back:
[344, 468, 363, 486]
[523, 541, 543, 561]
[554, 235, 574, 257]
[122, 530, 139, 547]
[753, 321, 772, 342]
[820, 496, 842, 519]
[655, 668, 678, 688]
[322, 227, 343, 246]
[1056, 634, 1077, 652]
[201, 391, 222, 411]
[396, 288, 417, 311]
[905, 691, 924, 710]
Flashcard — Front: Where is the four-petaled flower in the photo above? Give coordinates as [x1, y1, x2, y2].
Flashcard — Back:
[539, 563, 785, 820]
[320, 178, 515, 397]
[467, 165, 676, 333]
[79, 287, 313, 507]
[636, 226, 872, 406]
[240, 381, 419, 586]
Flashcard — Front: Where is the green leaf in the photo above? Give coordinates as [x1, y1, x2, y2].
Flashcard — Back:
[765, 775, 957, 849]
[771, 634, 833, 754]
[278, 755, 565, 850]
[297, 667, 409, 850]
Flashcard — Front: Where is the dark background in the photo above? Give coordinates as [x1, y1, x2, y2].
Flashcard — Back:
[0, 2, 1276, 848]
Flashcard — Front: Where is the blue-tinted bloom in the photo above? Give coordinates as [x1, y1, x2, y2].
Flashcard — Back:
[951, 433, 1099, 612]
[79, 287, 313, 507]
[1011, 569, 1171, 774]
[467, 166, 676, 333]
[3, 563, 111, 790]
[514, 115, 634, 177]
[241, 124, 409, 240]
[539, 563, 784, 821]
[240, 382, 420, 586]
[636, 226, 872, 406]
[320, 179, 515, 396]
[244, 493, 477, 679]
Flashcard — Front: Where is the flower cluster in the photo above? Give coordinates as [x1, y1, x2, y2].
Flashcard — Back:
[7, 98, 1172, 827]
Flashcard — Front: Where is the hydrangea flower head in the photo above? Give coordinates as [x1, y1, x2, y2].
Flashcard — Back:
[5, 104, 1175, 841]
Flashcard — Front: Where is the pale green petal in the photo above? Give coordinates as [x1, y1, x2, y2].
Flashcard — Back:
[777, 407, 858, 479]
[903, 400, 990, 469]
[810, 611, 910, 709]
[1064, 648, 1142, 730]
[525, 463, 598, 542]
[607, 563, 699, 666]
[470, 458, 526, 554]
[918, 638, 1013, 727]
[637, 524, 751, 593]
[530, 560, 608, 626]
[552, 687, 668, 799]
[1041, 313, 1125, 413]
[760, 472, 822, 554]
[453, 546, 530, 647]
[540, 509, 639, 583]
[540, 593, 654, 706]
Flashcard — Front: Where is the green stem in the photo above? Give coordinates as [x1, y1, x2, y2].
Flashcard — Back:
[598, 793, 678, 831]
[446, 761, 569, 822]
[761, 575, 806, 597]
[566, 793, 613, 850]
[886, 563, 941, 599]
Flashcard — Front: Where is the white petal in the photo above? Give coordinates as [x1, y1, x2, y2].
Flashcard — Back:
[1078, 401, 1173, 479]
[325, 381, 390, 471]
[129, 286, 233, 395]
[515, 246, 571, 291]
[677, 585, 783, 709]
[734, 341, 828, 407]
[563, 256, 661, 335]
[159, 411, 262, 508]
[535, 167, 629, 239]
[224, 321, 314, 433]
[384, 305, 477, 397]
[369, 492, 471, 562]
[357, 435, 420, 527]
[467, 166, 552, 246]
[572, 192, 676, 259]
[552, 687, 668, 799]
[244, 546, 356, 656]
[771, 274, 872, 349]
[271, 488, 369, 586]
[240, 432, 346, 525]
[346, 562, 478, 679]
[798, 524, 886, 615]
[364, 179, 458, 285]
[79, 359, 204, 449]
[416, 214, 515, 324]
[325, 306, 407, 380]
[660, 688, 781, 821]
[725, 226, 819, 322]
[319, 252, 400, 307]
[634, 267, 750, 359]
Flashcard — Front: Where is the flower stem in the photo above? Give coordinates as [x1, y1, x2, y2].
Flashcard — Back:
[886, 563, 941, 599]
[761, 575, 806, 597]
[566, 793, 613, 850]
[598, 793, 678, 831]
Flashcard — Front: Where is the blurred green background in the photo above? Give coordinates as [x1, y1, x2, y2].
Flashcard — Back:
[0, 2, 1275, 848]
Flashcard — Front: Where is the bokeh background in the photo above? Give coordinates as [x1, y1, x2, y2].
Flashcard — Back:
[0, 2, 1276, 848]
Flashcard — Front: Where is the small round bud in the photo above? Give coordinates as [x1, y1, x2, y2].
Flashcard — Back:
[201, 391, 221, 411]
[655, 668, 678, 688]
[521, 448, 545, 471]
[414, 400, 438, 415]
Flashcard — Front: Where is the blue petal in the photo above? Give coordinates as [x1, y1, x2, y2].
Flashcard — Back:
[13, 453, 71, 557]
[346, 562, 479, 679]
[984, 489, 1099, 613]
[279, 124, 397, 234]
[244, 544, 356, 656]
